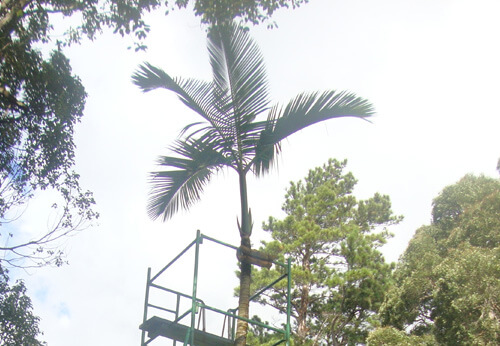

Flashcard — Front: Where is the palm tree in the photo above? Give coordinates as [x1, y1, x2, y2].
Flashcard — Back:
[132, 22, 374, 345]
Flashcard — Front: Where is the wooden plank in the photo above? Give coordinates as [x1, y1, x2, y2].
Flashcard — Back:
[140, 316, 233, 346]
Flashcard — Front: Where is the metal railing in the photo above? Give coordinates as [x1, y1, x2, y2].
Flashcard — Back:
[140, 230, 292, 346]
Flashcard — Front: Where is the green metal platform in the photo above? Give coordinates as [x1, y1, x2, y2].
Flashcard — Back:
[140, 230, 291, 346]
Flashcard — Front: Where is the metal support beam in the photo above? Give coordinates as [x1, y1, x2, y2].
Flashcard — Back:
[139, 230, 292, 346]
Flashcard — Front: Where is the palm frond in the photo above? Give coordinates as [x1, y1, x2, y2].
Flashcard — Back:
[133, 63, 239, 158]
[132, 63, 215, 123]
[132, 63, 171, 92]
[270, 90, 373, 142]
[252, 126, 278, 176]
[179, 121, 205, 137]
[148, 139, 229, 221]
[238, 120, 270, 168]
[208, 23, 270, 126]
[253, 90, 374, 175]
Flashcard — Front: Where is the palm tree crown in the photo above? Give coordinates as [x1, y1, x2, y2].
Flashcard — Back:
[133, 23, 374, 223]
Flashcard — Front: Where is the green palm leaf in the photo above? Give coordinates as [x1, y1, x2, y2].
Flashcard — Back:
[208, 23, 270, 126]
[148, 138, 229, 221]
[132, 63, 239, 158]
[253, 91, 374, 174]
[270, 90, 373, 141]
[132, 63, 215, 122]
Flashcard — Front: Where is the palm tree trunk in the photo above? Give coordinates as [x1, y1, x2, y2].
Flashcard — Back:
[235, 171, 251, 345]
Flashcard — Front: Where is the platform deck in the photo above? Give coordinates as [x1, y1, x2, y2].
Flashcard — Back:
[140, 316, 233, 346]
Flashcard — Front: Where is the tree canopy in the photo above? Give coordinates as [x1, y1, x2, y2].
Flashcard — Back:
[379, 174, 500, 345]
[366, 326, 434, 346]
[0, 266, 45, 345]
[187, 0, 309, 25]
[249, 159, 401, 345]
[0, 0, 162, 266]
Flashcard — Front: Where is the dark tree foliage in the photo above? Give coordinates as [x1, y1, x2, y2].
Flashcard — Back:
[0, 0, 106, 266]
[380, 174, 500, 345]
[189, 0, 309, 25]
[0, 266, 45, 345]
[0, 39, 96, 266]
[0, 0, 170, 266]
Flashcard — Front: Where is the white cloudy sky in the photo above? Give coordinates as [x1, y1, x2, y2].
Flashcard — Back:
[8, 0, 500, 345]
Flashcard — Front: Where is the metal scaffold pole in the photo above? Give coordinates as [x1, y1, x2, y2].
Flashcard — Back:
[189, 230, 202, 345]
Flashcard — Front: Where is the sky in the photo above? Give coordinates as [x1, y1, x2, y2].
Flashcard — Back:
[6, 0, 500, 345]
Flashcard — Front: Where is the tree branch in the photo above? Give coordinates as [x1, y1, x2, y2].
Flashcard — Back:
[0, 85, 28, 112]
[0, 187, 95, 268]
[0, 0, 32, 34]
